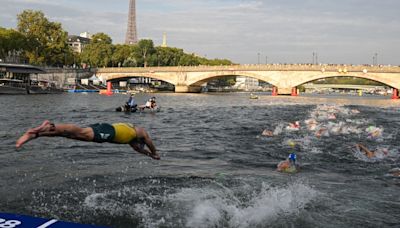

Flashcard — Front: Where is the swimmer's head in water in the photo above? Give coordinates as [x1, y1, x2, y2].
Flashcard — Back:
[288, 140, 296, 148]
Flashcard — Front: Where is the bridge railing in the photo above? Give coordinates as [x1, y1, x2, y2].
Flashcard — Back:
[96, 64, 400, 74]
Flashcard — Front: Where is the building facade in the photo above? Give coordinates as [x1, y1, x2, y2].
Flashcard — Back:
[234, 76, 259, 91]
[67, 35, 91, 53]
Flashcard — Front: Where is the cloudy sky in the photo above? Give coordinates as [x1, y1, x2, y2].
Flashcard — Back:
[1, 0, 399, 65]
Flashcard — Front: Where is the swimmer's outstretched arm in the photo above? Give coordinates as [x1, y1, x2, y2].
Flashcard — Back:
[129, 142, 160, 160]
[356, 143, 374, 157]
[129, 128, 160, 160]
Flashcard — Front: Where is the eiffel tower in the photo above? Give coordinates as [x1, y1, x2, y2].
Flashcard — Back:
[125, 0, 138, 44]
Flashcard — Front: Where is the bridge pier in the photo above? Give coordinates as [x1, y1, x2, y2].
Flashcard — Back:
[291, 87, 298, 96]
[272, 87, 278, 96]
[392, 88, 399, 99]
[175, 85, 202, 93]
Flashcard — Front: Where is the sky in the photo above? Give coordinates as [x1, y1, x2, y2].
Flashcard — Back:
[1, 0, 399, 65]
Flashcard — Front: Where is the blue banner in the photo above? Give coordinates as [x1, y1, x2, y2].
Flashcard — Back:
[0, 213, 108, 228]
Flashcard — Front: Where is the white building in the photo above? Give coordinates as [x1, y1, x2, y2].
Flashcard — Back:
[67, 35, 91, 53]
[234, 76, 259, 91]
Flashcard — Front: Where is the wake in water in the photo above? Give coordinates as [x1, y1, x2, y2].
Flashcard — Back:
[28, 177, 318, 228]
[176, 181, 317, 228]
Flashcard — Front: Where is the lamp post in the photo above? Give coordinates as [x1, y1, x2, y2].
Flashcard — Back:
[257, 53, 260, 64]
[265, 56, 268, 64]
[312, 52, 315, 64]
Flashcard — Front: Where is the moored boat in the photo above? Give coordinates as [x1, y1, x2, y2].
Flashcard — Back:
[0, 79, 28, 94]
[28, 80, 63, 94]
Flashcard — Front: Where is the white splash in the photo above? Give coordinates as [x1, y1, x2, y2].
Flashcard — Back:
[169, 181, 318, 228]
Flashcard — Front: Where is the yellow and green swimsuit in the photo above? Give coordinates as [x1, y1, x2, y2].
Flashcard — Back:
[89, 123, 137, 144]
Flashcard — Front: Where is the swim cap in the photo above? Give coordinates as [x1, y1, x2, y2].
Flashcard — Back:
[288, 153, 296, 161]
[288, 140, 296, 148]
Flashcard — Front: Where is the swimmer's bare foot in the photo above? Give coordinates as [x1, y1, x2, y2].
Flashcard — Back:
[17, 120, 55, 148]
[27, 120, 53, 134]
[16, 131, 37, 148]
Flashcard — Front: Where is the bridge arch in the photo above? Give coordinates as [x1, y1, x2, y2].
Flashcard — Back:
[292, 72, 399, 89]
[98, 73, 177, 85]
[187, 72, 278, 87]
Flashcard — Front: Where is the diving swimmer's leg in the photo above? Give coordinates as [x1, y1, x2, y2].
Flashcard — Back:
[16, 120, 55, 148]
[16, 121, 93, 148]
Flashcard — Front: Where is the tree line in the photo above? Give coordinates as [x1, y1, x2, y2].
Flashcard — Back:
[0, 10, 234, 68]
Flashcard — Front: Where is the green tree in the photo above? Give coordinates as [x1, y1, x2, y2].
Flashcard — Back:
[178, 53, 200, 66]
[203, 58, 234, 66]
[80, 33, 113, 67]
[155, 46, 184, 66]
[0, 27, 27, 61]
[17, 10, 72, 66]
[133, 39, 156, 67]
[112, 44, 134, 67]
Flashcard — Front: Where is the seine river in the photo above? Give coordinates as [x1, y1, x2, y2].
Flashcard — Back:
[0, 93, 399, 228]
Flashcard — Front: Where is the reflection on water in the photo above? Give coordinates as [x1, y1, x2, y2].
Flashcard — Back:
[0, 93, 399, 227]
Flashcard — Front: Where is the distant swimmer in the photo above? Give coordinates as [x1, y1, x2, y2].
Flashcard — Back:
[286, 121, 300, 131]
[328, 113, 336, 120]
[355, 143, 388, 159]
[365, 126, 383, 139]
[388, 168, 400, 177]
[315, 127, 328, 138]
[305, 118, 318, 131]
[277, 153, 298, 173]
[261, 129, 274, 137]
[16, 120, 160, 160]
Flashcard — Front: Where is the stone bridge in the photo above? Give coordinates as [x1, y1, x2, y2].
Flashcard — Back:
[95, 64, 400, 96]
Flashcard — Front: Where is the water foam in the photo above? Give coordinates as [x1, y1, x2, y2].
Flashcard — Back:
[170, 181, 318, 228]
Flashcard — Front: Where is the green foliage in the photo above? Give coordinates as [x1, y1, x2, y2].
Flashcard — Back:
[152, 46, 234, 67]
[17, 10, 72, 66]
[154, 47, 184, 66]
[0, 27, 27, 60]
[6, 9, 236, 68]
[112, 44, 134, 67]
[90, 32, 112, 45]
[132, 39, 156, 67]
[226, 78, 236, 86]
[178, 53, 201, 66]
[80, 33, 113, 67]
[199, 58, 234, 66]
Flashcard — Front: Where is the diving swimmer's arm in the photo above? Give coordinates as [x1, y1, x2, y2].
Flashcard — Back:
[129, 142, 160, 160]
[129, 128, 160, 160]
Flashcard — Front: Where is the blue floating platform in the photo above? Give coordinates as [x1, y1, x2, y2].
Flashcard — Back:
[67, 89, 99, 93]
[0, 213, 108, 228]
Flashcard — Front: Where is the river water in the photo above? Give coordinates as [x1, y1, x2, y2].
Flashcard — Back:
[0, 93, 399, 228]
